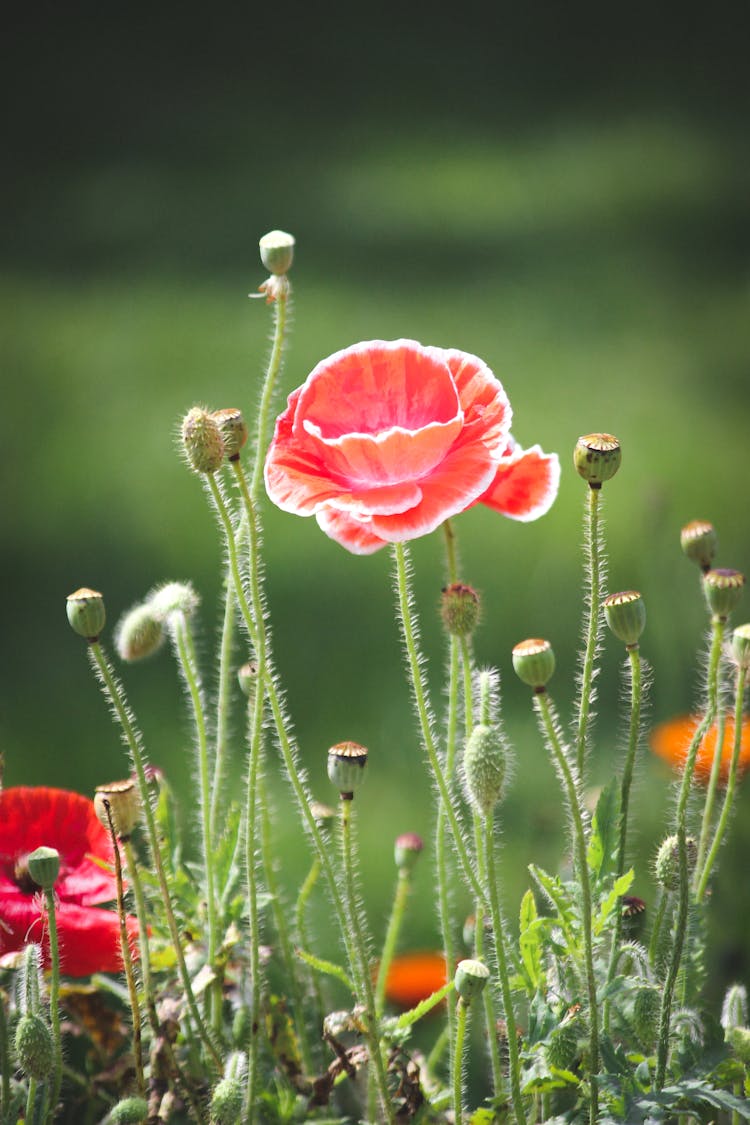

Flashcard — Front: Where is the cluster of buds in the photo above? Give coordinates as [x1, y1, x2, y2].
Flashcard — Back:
[181, 405, 248, 474]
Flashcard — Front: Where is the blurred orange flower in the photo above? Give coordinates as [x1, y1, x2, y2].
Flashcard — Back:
[650, 714, 750, 782]
[382, 950, 448, 1009]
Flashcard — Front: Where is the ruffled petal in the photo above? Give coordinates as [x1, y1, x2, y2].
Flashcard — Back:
[316, 510, 389, 554]
[0, 895, 140, 978]
[480, 443, 561, 521]
[430, 348, 512, 451]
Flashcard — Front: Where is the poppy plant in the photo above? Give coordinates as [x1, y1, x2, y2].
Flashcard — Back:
[650, 715, 750, 782]
[264, 340, 559, 553]
[0, 787, 139, 977]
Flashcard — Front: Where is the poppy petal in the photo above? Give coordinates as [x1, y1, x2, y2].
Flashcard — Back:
[480, 442, 561, 521]
[382, 950, 449, 1009]
[0, 895, 140, 978]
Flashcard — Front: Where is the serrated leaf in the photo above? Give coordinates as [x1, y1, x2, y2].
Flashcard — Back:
[587, 779, 621, 881]
[594, 869, 635, 935]
[519, 890, 543, 990]
[528, 864, 577, 951]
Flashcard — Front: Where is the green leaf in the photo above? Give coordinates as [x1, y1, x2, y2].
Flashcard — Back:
[528, 864, 577, 951]
[587, 779, 621, 881]
[519, 889, 543, 991]
[394, 981, 455, 1029]
[593, 869, 635, 935]
[296, 949, 354, 993]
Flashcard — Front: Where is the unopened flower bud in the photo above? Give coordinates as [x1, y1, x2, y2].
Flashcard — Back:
[654, 833, 697, 892]
[210, 1076, 245, 1124]
[573, 433, 621, 488]
[512, 638, 555, 691]
[149, 581, 200, 620]
[633, 986, 662, 1050]
[259, 229, 295, 275]
[27, 846, 60, 891]
[680, 520, 717, 572]
[66, 587, 106, 641]
[732, 624, 750, 670]
[327, 741, 368, 798]
[108, 1098, 149, 1125]
[181, 407, 225, 474]
[721, 982, 748, 1030]
[454, 958, 490, 1003]
[237, 660, 260, 700]
[394, 832, 424, 873]
[95, 780, 141, 840]
[727, 1026, 750, 1064]
[115, 603, 164, 662]
[211, 408, 248, 461]
[440, 583, 480, 637]
[15, 1014, 54, 1081]
[463, 724, 507, 815]
[603, 591, 646, 647]
[703, 568, 745, 622]
[546, 1018, 581, 1071]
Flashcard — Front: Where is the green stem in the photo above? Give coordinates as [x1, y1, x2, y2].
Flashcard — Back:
[104, 814, 145, 1097]
[42, 890, 62, 1124]
[295, 857, 326, 1026]
[210, 580, 240, 847]
[695, 662, 747, 900]
[648, 889, 669, 972]
[87, 642, 221, 1069]
[696, 711, 728, 877]
[443, 518, 459, 583]
[535, 691, 599, 1124]
[375, 870, 412, 1016]
[122, 839, 158, 1036]
[243, 678, 265, 1122]
[0, 986, 9, 1117]
[250, 284, 289, 499]
[452, 998, 469, 1125]
[576, 486, 604, 781]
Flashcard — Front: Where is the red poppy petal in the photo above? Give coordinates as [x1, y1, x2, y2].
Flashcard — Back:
[383, 951, 448, 1009]
[650, 715, 750, 782]
[480, 443, 561, 521]
[316, 510, 389, 554]
[432, 348, 512, 448]
[0, 896, 140, 978]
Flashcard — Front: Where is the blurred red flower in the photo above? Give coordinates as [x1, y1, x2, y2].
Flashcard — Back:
[383, 950, 449, 1009]
[265, 340, 558, 554]
[650, 715, 750, 782]
[0, 787, 139, 977]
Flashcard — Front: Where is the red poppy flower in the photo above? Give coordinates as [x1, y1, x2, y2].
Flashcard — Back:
[382, 950, 449, 1009]
[650, 715, 750, 783]
[0, 787, 139, 977]
[265, 341, 558, 554]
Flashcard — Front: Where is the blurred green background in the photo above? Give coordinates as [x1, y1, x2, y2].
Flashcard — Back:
[3, 4, 749, 1005]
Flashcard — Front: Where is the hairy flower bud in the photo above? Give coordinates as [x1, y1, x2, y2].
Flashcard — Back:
[108, 1098, 150, 1124]
[210, 1076, 245, 1124]
[27, 846, 60, 891]
[440, 583, 480, 637]
[15, 1013, 54, 1081]
[573, 433, 621, 488]
[546, 1018, 581, 1071]
[721, 982, 748, 1031]
[463, 724, 506, 815]
[703, 568, 745, 622]
[394, 832, 424, 873]
[654, 833, 697, 892]
[181, 407, 225, 474]
[603, 590, 646, 647]
[95, 780, 141, 840]
[327, 741, 368, 799]
[633, 986, 662, 1050]
[680, 520, 717, 572]
[259, 229, 295, 275]
[211, 408, 248, 461]
[454, 958, 490, 1003]
[732, 624, 750, 670]
[512, 638, 556, 691]
[115, 602, 165, 662]
[66, 587, 106, 641]
[149, 581, 200, 620]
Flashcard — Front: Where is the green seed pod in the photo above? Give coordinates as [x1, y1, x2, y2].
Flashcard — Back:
[603, 590, 646, 647]
[546, 1020, 581, 1071]
[115, 602, 165, 662]
[15, 1013, 54, 1081]
[259, 229, 295, 275]
[726, 1026, 750, 1065]
[27, 847, 60, 891]
[66, 587, 106, 641]
[394, 832, 424, 873]
[463, 723, 506, 815]
[181, 406, 225, 474]
[703, 568, 745, 622]
[732, 623, 750, 670]
[680, 519, 717, 572]
[573, 433, 621, 488]
[210, 1076, 245, 1124]
[149, 581, 200, 620]
[633, 986, 661, 1051]
[721, 982, 748, 1030]
[108, 1097, 149, 1125]
[95, 779, 141, 840]
[454, 958, 490, 1003]
[512, 638, 556, 690]
[211, 408, 248, 461]
[327, 741, 368, 798]
[440, 583, 481, 638]
[654, 834, 697, 892]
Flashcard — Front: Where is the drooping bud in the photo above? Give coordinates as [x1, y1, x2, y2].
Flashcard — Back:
[633, 986, 662, 1050]
[732, 624, 750, 670]
[721, 982, 748, 1030]
[181, 407, 225, 474]
[149, 581, 200, 620]
[654, 834, 697, 892]
[703, 568, 745, 622]
[573, 433, 621, 488]
[394, 832, 424, 873]
[95, 780, 141, 840]
[512, 638, 556, 691]
[27, 846, 60, 891]
[14, 1013, 54, 1081]
[680, 520, 717, 572]
[327, 741, 368, 799]
[440, 583, 480, 638]
[454, 958, 490, 1003]
[108, 1097, 150, 1125]
[211, 408, 248, 461]
[463, 724, 507, 816]
[259, 229, 295, 276]
[603, 591, 646, 648]
[115, 602, 165, 662]
[66, 587, 106, 641]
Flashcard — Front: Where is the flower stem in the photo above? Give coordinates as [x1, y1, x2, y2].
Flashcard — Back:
[210, 580, 240, 847]
[375, 868, 413, 1017]
[250, 284, 289, 500]
[42, 889, 62, 1124]
[243, 677, 265, 1122]
[535, 691, 599, 1125]
[695, 709, 728, 882]
[452, 997, 469, 1125]
[122, 839, 158, 1036]
[576, 486, 605, 781]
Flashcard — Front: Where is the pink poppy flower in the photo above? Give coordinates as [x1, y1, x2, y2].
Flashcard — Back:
[0, 787, 139, 977]
[265, 340, 559, 554]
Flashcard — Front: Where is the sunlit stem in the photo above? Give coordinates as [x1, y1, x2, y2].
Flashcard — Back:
[250, 283, 290, 499]
[295, 856, 326, 1025]
[576, 485, 604, 780]
[87, 642, 221, 1069]
[243, 679, 264, 1122]
[695, 710, 728, 878]
[535, 690, 599, 1125]
[695, 661, 747, 900]
[452, 997, 470, 1125]
[375, 867, 413, 1017]
[210, 580, 240, 848]
[655, 619, 724, 1089]
[42, 889, 62, 1125]
[122, 839, 158, 1036]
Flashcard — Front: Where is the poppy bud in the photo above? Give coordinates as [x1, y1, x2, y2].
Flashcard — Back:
[149, 581, 200, 620]
[259, 229, 295, 275]
[115, 603, 165, 662]
[703, 568, 745, 622]
[727, 1027, 750, 1064]
[573, 433, 621, 488]
[394, 832, 424, 873]
[440, 583, 480, 638]
[181, 407, 225, 474]
[732, 624, 750, 670]
[327, 741, 368, 799]
[15, 1014, 54, 1081]
[95, 779, 141, 840]
[633, 986, 662, 1050]
[463, 724, 506, 815]
[721, 982, 748, 1031]
[108, 1098, 150, 1124]
[210, 1076, 245, 1124]
[454, 958, 490, 1003]
[654, 834, 697, 892]
[546, 1019, 581, 1071]
[66, 587, 106, 641]
[27, 846, 60, 891]
[603, 590, 646, 647]
[680, 519, 717, 572]
[512, 638, 556, 691]
[211, 408, 248, 461]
